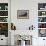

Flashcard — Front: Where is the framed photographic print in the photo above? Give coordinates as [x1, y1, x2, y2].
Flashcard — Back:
[17, 10, 29, 19]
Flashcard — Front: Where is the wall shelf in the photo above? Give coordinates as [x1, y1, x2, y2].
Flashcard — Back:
[38, 22, 46, 23]
[0, 10, 8, 11]
[0, 22, 8, 23]
[0, 16, 8, 17]
[38, 16, 46, 17]
[38, 28, 46, 29]
[38, 10, 46, 11]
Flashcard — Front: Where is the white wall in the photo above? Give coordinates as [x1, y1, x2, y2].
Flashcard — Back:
[11, 0, 38, 45]
[11, 0, 46, 30]
[11, 0, 38, 30]
[11, 0, 46, 46]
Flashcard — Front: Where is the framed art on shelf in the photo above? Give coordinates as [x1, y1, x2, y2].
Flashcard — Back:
[38, 29, 46, 37]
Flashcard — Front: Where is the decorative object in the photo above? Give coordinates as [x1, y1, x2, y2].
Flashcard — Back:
[0, 6, 1, 10]
[11, 23, 16, 30]
[0, 23, 8, 30]
[0, 11, 8, 16]
[0, 23, 8, 37]
[42, 12, 45, 15]
[0, 3, 8, 10]
[38, 3, 46, 10]
[29, 25, 35, 30]
[38, 11, 46, 16]
[39, 29, 46, 37]
[0, 17, 8, 22]
[17, 10, 29, 19]
[38, 17, 46, 22]
[15, 35, 32, 46]
[38, 23, 46, 28]
[5, 6, 8, 10]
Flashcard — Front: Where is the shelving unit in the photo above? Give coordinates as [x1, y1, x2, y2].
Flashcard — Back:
[0, 3, 8, 37]
[38, 3, 46, 37]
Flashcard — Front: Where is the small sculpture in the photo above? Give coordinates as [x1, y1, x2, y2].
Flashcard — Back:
[11, 23, 16, 30]
[29, 25, 35, 30]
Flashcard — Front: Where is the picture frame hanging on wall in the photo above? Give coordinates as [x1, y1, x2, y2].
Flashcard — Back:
[17, 10, 29, 19]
